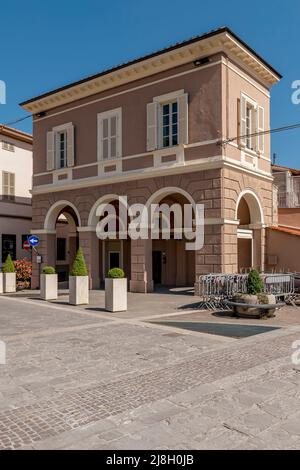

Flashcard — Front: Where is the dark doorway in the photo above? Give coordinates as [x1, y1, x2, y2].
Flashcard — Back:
[152, 251, 162, 284]
[109, 251, 120, 270]
[2, 234, 16, 262]
[238, 238, 252, 272]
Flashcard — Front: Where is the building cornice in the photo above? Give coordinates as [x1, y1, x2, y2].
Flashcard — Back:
[31, 157, 273, 196]
[20, 28, 281, 115]
[0, 125, 32, 144]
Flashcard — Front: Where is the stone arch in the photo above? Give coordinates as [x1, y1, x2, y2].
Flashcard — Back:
[44, 200, 81, 231]
[146, 186, 196, 210]
[88, 194, 129, 229]
[236, 189, 265, 272]
[235, 189, 264, 225]
[145, 186, 196, 288]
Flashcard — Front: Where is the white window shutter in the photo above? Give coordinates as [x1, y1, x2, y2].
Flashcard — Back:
[257, 106, 264, 154]
[116, 114, 122, 157]
[46, 131, 55, 171]
[251, 108, 257, 151]
[178, 93, 188, 144]
[66, 125, 75, 167]
[146, 102, 158, 151]
[240, 95, 247, 147]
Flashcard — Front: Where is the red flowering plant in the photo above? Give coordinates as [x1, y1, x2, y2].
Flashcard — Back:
[13, 259, 32, 290]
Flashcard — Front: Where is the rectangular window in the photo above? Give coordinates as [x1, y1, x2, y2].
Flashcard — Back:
[57, 131, 67, 168]
[2, 234, 16, 262]
[47, 123, 74, 171]
[98, 108, 121, 161]
[161, 101, 178, 148]
[240, 94, 263, 153]
[2, 141, 15, 152]
[2, 172, 15, 201]
[56, 238, 67, 261]
[147, 91, 188, 151]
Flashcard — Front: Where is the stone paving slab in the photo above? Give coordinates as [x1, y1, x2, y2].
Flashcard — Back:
[0, 326, 299, 449]
[0, 295, 300, 450]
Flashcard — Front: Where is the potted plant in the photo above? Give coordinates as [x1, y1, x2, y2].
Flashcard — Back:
[14, 259, 32, 290]
[69, 247, 89, 305]
[105, 267, 127, 312]
[232, 269, 277, 318]
[40, 266, 58, 301]
[3, 254, 16, 293]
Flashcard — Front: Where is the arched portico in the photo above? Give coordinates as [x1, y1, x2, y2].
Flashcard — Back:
[236, 189, 265, 272]
[43, 201, 81, 283]
[44, 200, 82, 231]
[87, 194, 131, 287]
[129, 187, 196, 292]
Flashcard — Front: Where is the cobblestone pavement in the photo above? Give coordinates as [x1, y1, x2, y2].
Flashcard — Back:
[0, 295, 300, 450]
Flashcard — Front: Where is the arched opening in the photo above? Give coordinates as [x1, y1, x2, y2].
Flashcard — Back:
[236, 190, 264, 273]
[89, 195, 131, 286]
[146, 188, 196, 289]
[44, 201, 81, 284]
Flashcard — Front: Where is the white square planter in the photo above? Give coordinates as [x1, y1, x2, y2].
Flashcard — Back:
[69, 276, 89, 305]
[0, 273, 3, 294]
[40, 274, 58, 301]
[105, 278, 127, 312]
[3, 273, 16, 293]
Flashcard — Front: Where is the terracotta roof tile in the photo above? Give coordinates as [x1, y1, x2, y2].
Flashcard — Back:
[270, 225, 300, 236]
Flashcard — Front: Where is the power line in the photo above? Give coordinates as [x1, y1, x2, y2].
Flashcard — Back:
[219, 122, 300, 146]
[1, 115, 31, 127]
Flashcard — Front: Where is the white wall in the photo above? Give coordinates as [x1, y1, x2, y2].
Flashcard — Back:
[0, 137, 32, 198]
[0, 132, 32, 264]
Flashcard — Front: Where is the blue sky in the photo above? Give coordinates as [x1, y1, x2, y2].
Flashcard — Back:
[1, 0, 299, 167]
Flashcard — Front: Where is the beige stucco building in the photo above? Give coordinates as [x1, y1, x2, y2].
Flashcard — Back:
[21, 27, 282, 291]
[0, 125, 32, 265]
[265, 164, 300, 273]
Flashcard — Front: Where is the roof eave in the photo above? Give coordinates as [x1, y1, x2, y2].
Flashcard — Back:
[20, 27, 282, 114]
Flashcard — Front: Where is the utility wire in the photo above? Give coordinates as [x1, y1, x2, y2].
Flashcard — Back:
[1, 115, 31, 128]
[1, 115, 300, 142]
[219, 122, 300, 146]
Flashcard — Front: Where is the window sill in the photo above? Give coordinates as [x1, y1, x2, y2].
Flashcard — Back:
[239, 145, 262, 158]
[154, 144, 182, 155]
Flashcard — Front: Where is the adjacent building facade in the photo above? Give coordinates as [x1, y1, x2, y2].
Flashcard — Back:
[0, 125, 32, 265]
[21, 27, 281, 291]
[265, 164, 300, 272]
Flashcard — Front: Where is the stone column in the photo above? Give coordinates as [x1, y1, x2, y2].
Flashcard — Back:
[222, 223, 238, 274]
[130, 239, 153, 293]
[31, 232, 56, 289]
[195, 224, 223, 276]
[78, 229, 100, 289]
[252, 227, 264, 272]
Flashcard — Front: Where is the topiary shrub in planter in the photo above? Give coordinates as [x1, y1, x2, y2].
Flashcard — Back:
[40, 266, 57, 301]
[233, 269, 276, 319]
[108, 268, 125, 279]
[42, 266, 56, 275]
[69, 248, 89, 305]
[105, 267, 127, 312]
[3, 254, 16, 293]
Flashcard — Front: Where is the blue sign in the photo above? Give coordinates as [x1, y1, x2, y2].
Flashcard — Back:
[28, 235, 40, 247]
